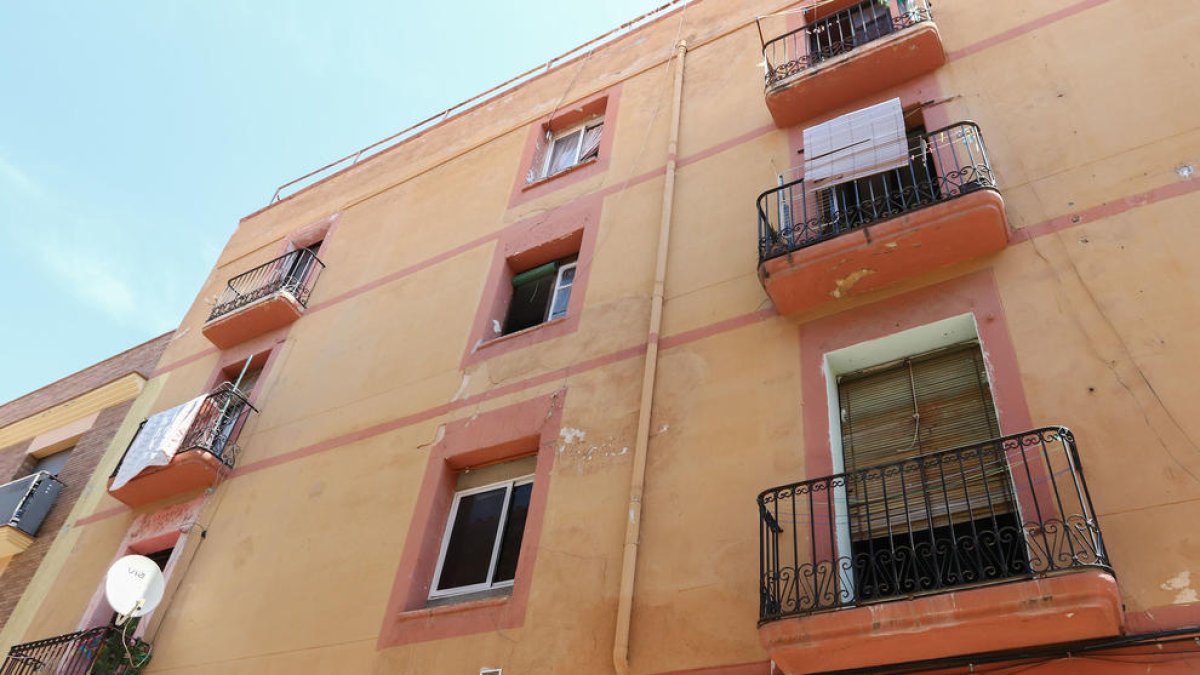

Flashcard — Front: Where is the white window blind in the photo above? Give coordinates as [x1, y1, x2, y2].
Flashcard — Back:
[803, 97, 909, 190]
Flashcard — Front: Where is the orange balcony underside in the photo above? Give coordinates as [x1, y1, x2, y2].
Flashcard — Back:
[766, 22, 946, 128]
[760, 570, 1123, 674]
[107, 450, 229, 507]
[201, 292, 304, 349]
[759, 190, 1009, 315]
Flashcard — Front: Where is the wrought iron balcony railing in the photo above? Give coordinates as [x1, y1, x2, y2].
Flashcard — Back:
[756, 122, 995, 263]
[0, 471, 63, 537]
[757, 427, 1109, 623]
[111, 384, 257, 479]
[207, 248, 325, 322]
[762, 0, 933, 87]
[2, 626, 150, 674]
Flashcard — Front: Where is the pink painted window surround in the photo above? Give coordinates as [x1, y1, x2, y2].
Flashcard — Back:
[77, 496, 206, 637]
[378, 392, 564, 649]
[797, 270, 1033, 480]
[461, 193, 602, 367]
[508, 85, 621, 208]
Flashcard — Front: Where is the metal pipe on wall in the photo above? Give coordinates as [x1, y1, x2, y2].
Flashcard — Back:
[613, 38, 687, 675]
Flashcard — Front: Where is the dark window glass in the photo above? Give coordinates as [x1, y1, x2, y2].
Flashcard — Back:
[493, 482, 533, 583]
[145, 547, 174, 571]
[33, 448, 72, 477]
[436, 487, 506, 591]
[503, 274, 556, 334]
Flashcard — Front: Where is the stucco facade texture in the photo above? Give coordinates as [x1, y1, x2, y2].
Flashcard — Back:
[8, 0, 1200, 673]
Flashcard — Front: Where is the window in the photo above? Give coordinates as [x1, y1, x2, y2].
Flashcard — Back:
[806, 0, 895, 61]
[502, 257, 577, 335]
[837, 342, 1025, 599]
[32, 447, 73, 477]
[429, 456, 536, 599]
[531, 119, 604, 182]
[143, 546, 175, 571]
[797, 99, 939, 242]
[221, 362, 263, 398]
[283, 240, 323, 292]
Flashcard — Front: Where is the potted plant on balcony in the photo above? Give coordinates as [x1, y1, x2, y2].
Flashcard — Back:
[91, 623, 153, 674]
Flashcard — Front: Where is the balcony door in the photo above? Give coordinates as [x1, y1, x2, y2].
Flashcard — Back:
[281, 240, 323, 294]
[836, 342, 1028, 601]
[806, 0, 895, 62]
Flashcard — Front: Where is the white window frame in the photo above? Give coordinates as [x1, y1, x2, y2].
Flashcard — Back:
[820, 314, 1010, 602]
[546, 261, 577, 322]
[428, 475, 535, 600]
[540, 118, 604, 178]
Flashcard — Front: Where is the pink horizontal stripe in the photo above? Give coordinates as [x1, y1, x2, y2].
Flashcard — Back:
[660, 308, 777, 350]
[1012, 176, 1200, 243]
[74, 505, 129, 527]
[948, 0, 1112, 61]
[151, 346, 218, 378]
[307, 231, 501, 314]
[234, 344, 646, 478]
[79, 309, 770, 526]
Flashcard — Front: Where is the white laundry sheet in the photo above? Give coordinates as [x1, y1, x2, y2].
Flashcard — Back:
[111, 396, 206, 491]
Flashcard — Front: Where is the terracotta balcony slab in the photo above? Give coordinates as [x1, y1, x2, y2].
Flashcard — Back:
[759, 570, 1123, 674]
[759, 189, 1008, 315]
[766, 22, 946, 128]
[201, 291, 304, 349]
[107, 450, 229, 507]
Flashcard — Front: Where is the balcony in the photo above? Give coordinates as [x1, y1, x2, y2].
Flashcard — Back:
[201, 248, 324, 348]
[108, 386, 255, 507]
[756, 427, 1121, 674]
[761, 0, 945, 127]
[757, 123, 1008, 314]
[3, 625, 150, 674]
[0, 472, 63, 557]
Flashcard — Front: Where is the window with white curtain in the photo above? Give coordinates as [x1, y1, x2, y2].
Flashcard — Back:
[531, 118, 604, 182]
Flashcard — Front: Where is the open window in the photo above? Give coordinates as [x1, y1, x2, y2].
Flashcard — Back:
[282, 239, 324, 294]
[795, 98, 941, 242]
[429, 455, 536, 601]
[503, 257, 577, 335]
[533, 120, 604, 181]
[806, 0, 896, 60]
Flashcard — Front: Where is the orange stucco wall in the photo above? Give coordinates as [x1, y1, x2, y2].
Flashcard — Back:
[13, 0, 1200, 673]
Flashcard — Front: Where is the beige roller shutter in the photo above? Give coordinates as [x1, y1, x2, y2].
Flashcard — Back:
[837, 343, 1010, 538]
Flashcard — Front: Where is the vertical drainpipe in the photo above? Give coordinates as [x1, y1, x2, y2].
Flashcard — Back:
[614, 38, 687, 675]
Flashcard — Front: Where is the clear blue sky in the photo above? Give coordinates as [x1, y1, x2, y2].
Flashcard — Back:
[0, 0, 664, 405]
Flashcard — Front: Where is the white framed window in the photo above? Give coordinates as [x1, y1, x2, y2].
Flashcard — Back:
[539, 119, 604, 179]
[547, 261, 576, 321]
[502, 257, 578, 335]
[429, 475, 535, 599]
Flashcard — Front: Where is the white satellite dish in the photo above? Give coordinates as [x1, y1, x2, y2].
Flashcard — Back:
[105, 555, 166, 621]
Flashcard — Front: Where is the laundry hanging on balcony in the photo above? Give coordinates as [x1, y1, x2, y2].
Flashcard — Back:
[111, 396, 206, 490]
[802, 97, 909, 191]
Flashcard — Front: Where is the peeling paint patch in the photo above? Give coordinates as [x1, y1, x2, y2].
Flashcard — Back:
[557, 429, 628, 474]
[559, 427, 586, 443]
[830, 269, 875, 299]
[451, 374, 471, 401]
[1161, 571, 1197, 604]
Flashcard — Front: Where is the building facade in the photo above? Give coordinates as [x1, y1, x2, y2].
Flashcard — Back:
[0, 333, 170, 650]
[5, 0, 1200, 672]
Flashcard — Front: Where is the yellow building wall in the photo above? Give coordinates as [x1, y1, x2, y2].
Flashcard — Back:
[17, 0, 1200, 673]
